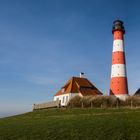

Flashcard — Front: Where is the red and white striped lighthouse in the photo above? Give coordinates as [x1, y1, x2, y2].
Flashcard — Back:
[110, 20, 128, 100]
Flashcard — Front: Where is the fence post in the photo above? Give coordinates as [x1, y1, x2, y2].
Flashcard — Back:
[131, 100, 133, 109]
[81, 102, 84, 108]
[116, 99, 119, 109]
[91, 102, 93, 108]
[71, 102, 73, 108]
[101, 103, 103, 108]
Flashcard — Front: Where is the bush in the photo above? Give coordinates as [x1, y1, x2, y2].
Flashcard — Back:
[126, 96, 140, 107]
[67, 96, 82, 108]
[67, 95, 140, 108]
[67, 95, 119, 108]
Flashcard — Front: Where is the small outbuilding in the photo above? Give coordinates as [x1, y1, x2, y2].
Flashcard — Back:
[134, 88, 140, 96]
[53, 73, 102, 106]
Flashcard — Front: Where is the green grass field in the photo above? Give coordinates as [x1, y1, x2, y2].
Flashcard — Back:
[0, 108, 140, 140]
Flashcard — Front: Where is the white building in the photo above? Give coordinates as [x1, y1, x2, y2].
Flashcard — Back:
[54, 73, 102, 106]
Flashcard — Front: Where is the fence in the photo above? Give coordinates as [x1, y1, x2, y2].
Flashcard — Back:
[33, 100, 61, 110]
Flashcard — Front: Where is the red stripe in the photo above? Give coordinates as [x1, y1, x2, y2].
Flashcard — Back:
[110, 77, 128, 95]
[113, 31, 123, 40]
[112, 51, 125, 64]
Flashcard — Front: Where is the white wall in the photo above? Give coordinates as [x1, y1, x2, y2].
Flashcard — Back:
[54, 93, 81, 106]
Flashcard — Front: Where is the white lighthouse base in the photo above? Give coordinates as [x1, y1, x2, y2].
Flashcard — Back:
[115, 94, 129, 101]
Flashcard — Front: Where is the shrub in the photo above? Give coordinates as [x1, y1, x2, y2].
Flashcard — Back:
[81, 96, 92, 107]
[67, 96, 82, 108]
[67, 95, 118, 108]
[126, 96, 140, 107]
[90, 95, 105, 108]
[67, 95, 140, 108]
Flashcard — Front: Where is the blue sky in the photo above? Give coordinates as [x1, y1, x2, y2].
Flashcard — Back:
[0, 0, 140, 117]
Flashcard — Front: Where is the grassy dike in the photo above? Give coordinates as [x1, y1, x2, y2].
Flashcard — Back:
[0, 108, 140, 140]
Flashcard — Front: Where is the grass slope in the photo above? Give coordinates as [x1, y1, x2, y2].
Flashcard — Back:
[0, 108, 140, 140]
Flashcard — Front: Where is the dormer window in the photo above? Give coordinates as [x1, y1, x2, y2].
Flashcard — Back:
[61, 88, 65, 93]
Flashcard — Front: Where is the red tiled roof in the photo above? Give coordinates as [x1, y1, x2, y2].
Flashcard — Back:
[54, 77, 102, 96]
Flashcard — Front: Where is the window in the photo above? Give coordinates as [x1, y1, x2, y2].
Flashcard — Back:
[62, 96, 65, 103]
[61, 88, 65, 93]
[66, 96, 68, 103]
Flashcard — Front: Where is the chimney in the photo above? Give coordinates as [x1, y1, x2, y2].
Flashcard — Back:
[80, 72, 85, 78]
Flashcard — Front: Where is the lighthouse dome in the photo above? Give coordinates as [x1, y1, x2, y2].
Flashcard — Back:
[112, 19, 125, 34]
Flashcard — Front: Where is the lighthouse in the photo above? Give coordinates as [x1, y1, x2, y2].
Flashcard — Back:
[110, 19, 128, 100]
